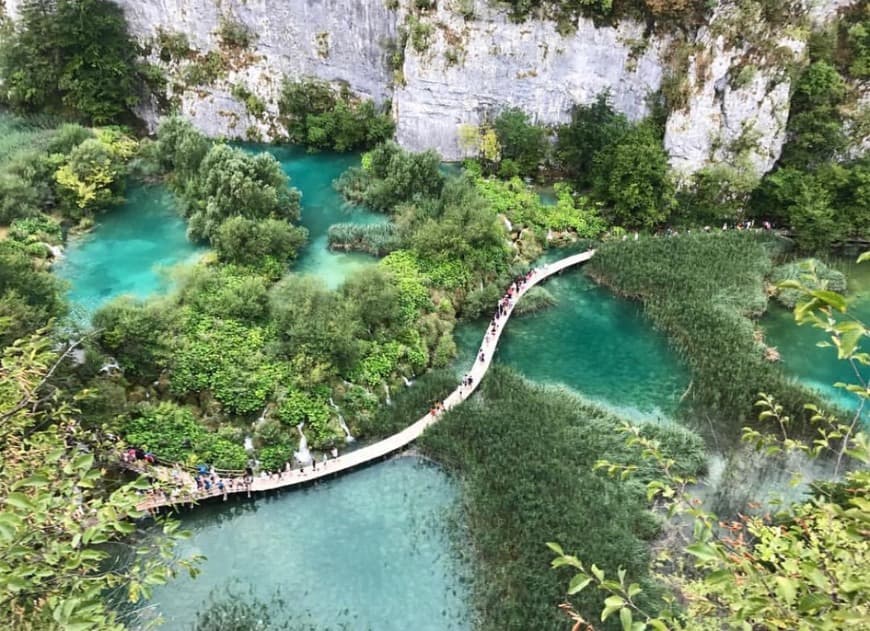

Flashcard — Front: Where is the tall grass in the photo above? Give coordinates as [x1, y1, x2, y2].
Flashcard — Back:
[0, 112, 61, 165]
[419, 366, 706, 631]
[326, 222, 400, 256]
[356, 369, 456, 438]
[586, 231, 822, 442]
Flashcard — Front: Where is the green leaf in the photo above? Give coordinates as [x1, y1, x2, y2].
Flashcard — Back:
[857, 251, 869, 264]
[591, 563, 604, 582]
[5, 492, 36, 512]
[648, 620, 668, 631]
[620, 607, 633, 631]
[686, 542, 719, 563]
[602, 595, 625, 621]
[798, 593, 831, 612]
[774, 576, 797, 604]
[809, 289, 847, 312]
[546, 542, 564, 555]
[567, 574, 592, 595]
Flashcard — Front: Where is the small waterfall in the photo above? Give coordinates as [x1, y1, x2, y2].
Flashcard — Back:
[293, 423, 313, 464]
[99, 358, 121, 374]
[257, 405, 268, 423]
[244, 436, 254, 451]
[329, 398, 355, 443]
[502, 215, 513, 232]
[402, 375, 414, 387]
[383, 383, 392, 405]
[46, 243, 64, 260]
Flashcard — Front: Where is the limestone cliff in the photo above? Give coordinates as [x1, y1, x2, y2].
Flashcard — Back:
[4, 0, 856, 176]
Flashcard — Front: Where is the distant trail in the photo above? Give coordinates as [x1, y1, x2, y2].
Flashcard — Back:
[131, 249, 596, 512]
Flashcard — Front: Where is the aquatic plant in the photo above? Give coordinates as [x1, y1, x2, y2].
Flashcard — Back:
[326, 221, 400, 256]
[587, 231, 824, 442]
[419, 366, 706, 630]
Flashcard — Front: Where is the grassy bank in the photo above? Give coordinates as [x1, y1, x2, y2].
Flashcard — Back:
[419, 367, 706, 630]
[586, 231, 822, 443]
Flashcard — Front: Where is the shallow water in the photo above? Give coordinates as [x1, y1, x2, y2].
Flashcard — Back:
[248, 145, 387, 288]
[455, 269, 690, 423]
[762, 261, 870, 417]
[55, 186, 204, 315]
[145, 457, 471, 631]
[59, 147, 385, 313]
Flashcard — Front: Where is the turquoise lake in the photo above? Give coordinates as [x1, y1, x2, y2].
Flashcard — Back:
[143, 458, 472, 631]
[55, 186, 204, 315]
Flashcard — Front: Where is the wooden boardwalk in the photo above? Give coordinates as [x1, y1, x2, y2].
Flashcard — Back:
[133, 249, 595, 512]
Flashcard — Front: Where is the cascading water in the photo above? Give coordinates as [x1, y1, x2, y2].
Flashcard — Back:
[383, 383, 392, 405]
[402, 375, 414, 387]
[328, 398, 355, 443]
[46, 244, 64, 260]
[293, 423, 313, 464]
[99, 358, 121, 374]
[244, 436, 254, 451]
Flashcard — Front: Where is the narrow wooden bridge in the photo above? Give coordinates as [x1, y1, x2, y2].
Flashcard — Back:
[132, 249, 595, 512]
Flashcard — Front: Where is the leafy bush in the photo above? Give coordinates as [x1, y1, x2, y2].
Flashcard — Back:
[217, 16, 253, 49]
[171, 316, 289, 416]
[769, 259, 847, 308]
[213, 216, 308, 268]
[9, 216, 63, 245]
[278, 78, 393, 151]
[123, 402, 247, 469]
[183, 50, 227, 86]
[336, 141, 444, 212]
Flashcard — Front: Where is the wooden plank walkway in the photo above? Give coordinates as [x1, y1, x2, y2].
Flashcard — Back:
[132, 249, 595, 512]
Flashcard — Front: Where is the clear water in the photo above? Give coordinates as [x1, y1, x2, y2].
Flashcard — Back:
[58, 147, 386, 314]
[55, 185, 204, 315]
[762, 261, 870, 418]
[455, 269, 690, 423]
[247, 145, 388, 289]
[145, 457, 472, 631]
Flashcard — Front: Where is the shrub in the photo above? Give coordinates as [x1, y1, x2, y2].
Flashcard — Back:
[277, 78, 394, 151]
[217, 16, 253, 49]
[327, 222, 400, 256]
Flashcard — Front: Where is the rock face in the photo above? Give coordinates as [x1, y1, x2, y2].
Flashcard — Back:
[393, 3, 669, 162]
[3, 0, 854, 175]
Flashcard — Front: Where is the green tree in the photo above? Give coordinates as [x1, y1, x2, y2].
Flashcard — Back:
[212, 216, 308, 268]
[0, 0, 141, 123]
[184, 144, 302, 243]
[591, 123, 675, 228]
[780, 62, 847, 169]
[0, 327, 198, 630]
[154, 116, 209, 185]
[556, 93, 630, 189]
[493, 107, 548, 177]
[269, 275, 359, 373]
[92, 296, 177, 380]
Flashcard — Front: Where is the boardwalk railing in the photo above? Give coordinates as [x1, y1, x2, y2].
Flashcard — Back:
[132, 250, 596, 512]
